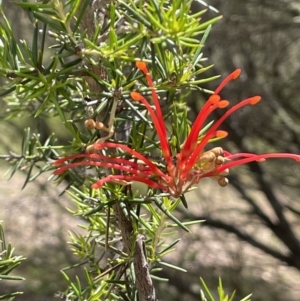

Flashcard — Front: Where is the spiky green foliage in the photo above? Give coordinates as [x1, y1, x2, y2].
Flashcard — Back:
[0, 223, 25, 300]
[0, 0, 252, 300]
[200, 278, 252, 301]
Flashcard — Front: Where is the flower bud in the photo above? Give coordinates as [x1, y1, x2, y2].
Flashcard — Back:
[85, 119, 96, 130]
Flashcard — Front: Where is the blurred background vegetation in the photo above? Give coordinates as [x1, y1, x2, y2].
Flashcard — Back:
[1, 0, 300, 300]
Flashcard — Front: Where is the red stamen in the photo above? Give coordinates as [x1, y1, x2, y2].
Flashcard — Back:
[135, 62, 165, 129]
[135, 62, 172, 165]
[200, 153, 300, 178]
[136, 62, 164, 129]
[136, 61, 147, 73]
[92, 174, 167, 190]
[181, 69, 243, 163]
[255, 153, 300, 162]
[180, 97, 229, 161]
[214, 69, 241, 95]
[54, 160, 152, 176]
[54, 153, 90, 165]
[131, 92, 172, 164]
[224, 153, 263, 160]
[180, 95, 220, 157]
[216, 130, 228, 138]
[186, 96, 262, 168]
[93, 142, 166, 178]
[54, 153, 152, 172]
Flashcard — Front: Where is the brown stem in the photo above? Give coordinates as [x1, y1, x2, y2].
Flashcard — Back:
[79, 2, 157, 298]
[113, 203, 157, 301]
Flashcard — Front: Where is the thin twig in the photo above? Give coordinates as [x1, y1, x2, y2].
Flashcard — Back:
[0, 152, 24, 161]
[78, 2, 157, 299]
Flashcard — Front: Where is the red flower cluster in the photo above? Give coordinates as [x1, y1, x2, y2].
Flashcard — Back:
[54, 62, 300, 198]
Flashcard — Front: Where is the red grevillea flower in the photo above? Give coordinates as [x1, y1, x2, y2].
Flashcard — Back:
[54, 62, 300, 198]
